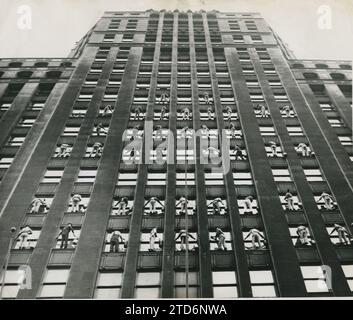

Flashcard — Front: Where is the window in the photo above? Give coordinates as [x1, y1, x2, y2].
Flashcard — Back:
[251, 35, 262, 43]
[18, 118, 36, 127]
[314, 194, 335, 211]
[233, 172, 253, 185]
[175, 198, 196, 216]
[6, 136, 25, 146]
[39, 285, 66, 298]
[94, 272, 122, 299]
[9, 62, 23, 67]
[38, 268, 70, 298]
[212, 271, 238, 298]
[60, 61, 72, 67]
[250, 270, 277, 297]
[104, 34, 115, 43]
[280, 193, 300, 211]
[223, 108, 238, 121]
[210, 231, 232, 250]
[122, 33, 134, 42]
[245, 21, 257, 30]
[30, 103, 45, 111]
[268, 80, 282, 88]
[62, 126, 80, 136]
[259, 126, 276, 136]
[327, 119, 344, 127]
[205, 172, 224, 186]
[42, 169, 64, 183]
[4, 82, 25, 97]
[226, 126, 242, 139]
[72, 109, 87, 118]
[76, 169, 97, 183]
[274, 94, 288, 102]
[338, 136, 353, 146]
[135, 272, 160, 298]
[14, 229, 41, 249]
[90, 67, 103, 74]
[53, 144, 72, 158]
[287, 126, 304, 136]
[78, 93, 93, 101]
[0, 103, 11, 111]
[315, 63, 328, 69]
[310, 84, 326, 96]
[117, 173, 138, 186]
[342, 265, 353, 291]
[319, 103, 334, 112]
[176, 149, 195, 161]
[17, 71, 33, 78]
[272, 169, 292, 182]
[0, 157, 14, 169]
[0, 270, 21, 298]
[229, 22, 240, 31]
[147, 173, 166, 185]
[34, 62, 48, 67]
[330, 73, 345, 80]
[111, 197, 133, 215]
[300, 266, 329, 293]
[243, 229, 265, 248]
[46, 71, 62, 79]
[265, 143, 285, 157]
[139, 231, 163, 250]
[175, 230, 197, 248]
[43, 269, 70, 283]
[104, 232, 129, 252]
[264, 67, 276, 75]
[242, 67, 255, 74]
[174, 272, 199, 298]
[55, 228, 81, 248]
[176, 172, 195, 186]
[289, 226, 315, 246]
[246, 80, 259, 88]
[303, 169, 324, 182]
[339, 64, 351, 70]
[233, 35, 244, 43]
[237, 198, 259, 215]
[303, 72, 319, 80]
[144, 196, 165, 215]
[250, 93, 264, 102]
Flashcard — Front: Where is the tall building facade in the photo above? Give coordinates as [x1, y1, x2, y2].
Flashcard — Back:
[0, 10, 352, 299]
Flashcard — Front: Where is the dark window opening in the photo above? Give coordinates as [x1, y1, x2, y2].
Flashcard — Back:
[17, 71, 33, 79]
[303, 72, 319, 80]
[330, 73, 345, 80]
[34, 62, 49, 67]
[9, 62, 23, 67]
[46, 71, 62, 79]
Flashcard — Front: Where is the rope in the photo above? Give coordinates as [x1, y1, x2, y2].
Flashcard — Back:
[184, 128, 189, 298]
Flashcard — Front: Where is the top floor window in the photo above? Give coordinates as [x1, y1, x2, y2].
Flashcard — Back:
[315, 63, 328, 69]
[330, 73, 345, 80]
[303, 72, 319, 80]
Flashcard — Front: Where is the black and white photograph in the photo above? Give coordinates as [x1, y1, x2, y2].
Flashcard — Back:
[0, 0, 352, 309]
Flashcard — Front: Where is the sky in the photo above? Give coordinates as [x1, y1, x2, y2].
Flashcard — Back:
[0, 0, 352, 61]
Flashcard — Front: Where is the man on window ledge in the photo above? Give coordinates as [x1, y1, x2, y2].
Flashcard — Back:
[56, 223, 76, 249]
